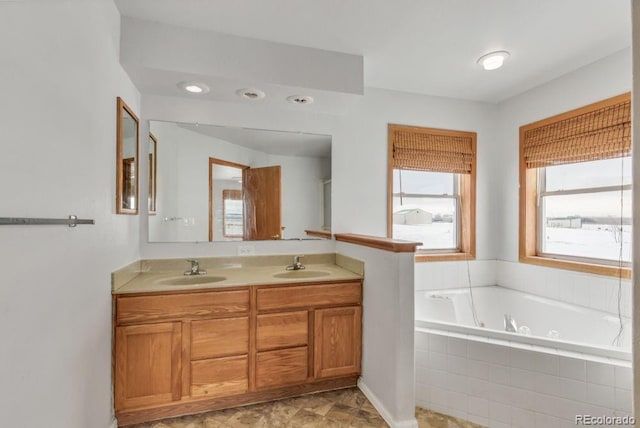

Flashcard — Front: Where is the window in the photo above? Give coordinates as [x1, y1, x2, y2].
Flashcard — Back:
[519, 93, 631, 277]
[387, 124, 476, 261]
[222, 189, 243, 238]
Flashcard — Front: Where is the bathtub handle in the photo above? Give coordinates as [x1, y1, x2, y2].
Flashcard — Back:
[504, 314, 518, 332]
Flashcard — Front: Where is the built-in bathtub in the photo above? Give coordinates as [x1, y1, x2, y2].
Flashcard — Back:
[415, 286, 633, 428]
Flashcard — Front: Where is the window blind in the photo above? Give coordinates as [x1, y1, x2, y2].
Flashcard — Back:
[521, 94, 630, 169]
[389, 125, 476, 174]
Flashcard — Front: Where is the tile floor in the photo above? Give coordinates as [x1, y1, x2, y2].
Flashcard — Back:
[127, 387, 483, 428]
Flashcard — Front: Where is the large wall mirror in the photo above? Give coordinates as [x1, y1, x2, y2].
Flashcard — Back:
[148, 121, 332, 242]
[116, 97, 139, 214]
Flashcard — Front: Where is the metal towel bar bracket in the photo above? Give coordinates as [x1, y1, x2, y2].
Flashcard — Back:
[0, 215, 95, 227]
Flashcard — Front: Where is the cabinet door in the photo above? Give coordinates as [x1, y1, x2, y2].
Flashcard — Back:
[314, 306, 361, 379]
[115, 322, 182, 410]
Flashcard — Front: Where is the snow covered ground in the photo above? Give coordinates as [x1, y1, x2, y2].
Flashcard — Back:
[543, 224, 632, 262]
[393, 222, 456, 250]
[394, 222, 632, 262]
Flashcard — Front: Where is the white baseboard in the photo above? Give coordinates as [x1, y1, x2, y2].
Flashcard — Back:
[108, 417, 118, 428]
[357, 379, 418, 428]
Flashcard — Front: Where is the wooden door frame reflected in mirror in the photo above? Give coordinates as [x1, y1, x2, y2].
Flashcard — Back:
[208, 158, 249, 241]
[148, 133, 157, 215]
[116, 97, 139, 215]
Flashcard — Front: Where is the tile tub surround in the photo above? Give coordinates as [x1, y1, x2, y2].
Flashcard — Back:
[415, 329, 632, 428]
[496, 260, 632, 318]
[415, 260, 631, 320]
[415, 260, 497, 291]
[123, 387, 480, 428]
[111, 253, 364, 293]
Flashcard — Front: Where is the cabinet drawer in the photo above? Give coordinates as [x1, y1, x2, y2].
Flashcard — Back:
[255, 346, 308, 389]
[191, 317, 249, 360]
[256, 282, 361, 312]
[116, 289, 249, 324]
[257, 311, 308, 351]
[190, 355, 248, 398]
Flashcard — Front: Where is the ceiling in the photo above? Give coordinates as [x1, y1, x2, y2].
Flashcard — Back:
[115, 0, 631, 103]
[176, 123, 332, 158]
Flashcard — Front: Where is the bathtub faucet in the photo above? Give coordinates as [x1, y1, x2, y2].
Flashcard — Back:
[504, 314, 518, 333]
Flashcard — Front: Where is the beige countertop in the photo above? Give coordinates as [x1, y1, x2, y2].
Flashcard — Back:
[112, 254, 364, 295]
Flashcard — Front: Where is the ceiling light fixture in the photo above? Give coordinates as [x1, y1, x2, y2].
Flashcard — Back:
[177, 81, 210, 94]
[287, 95, 314, 105]
[477, 51, 510, 71]
[236, 88, 266, 100]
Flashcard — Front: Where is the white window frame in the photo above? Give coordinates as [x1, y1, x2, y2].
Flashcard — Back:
[536, 164, 632, 267]
[392, 169, 461, 253]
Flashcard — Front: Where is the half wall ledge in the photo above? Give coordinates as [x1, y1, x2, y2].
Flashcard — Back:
[334, 233, 421, 253]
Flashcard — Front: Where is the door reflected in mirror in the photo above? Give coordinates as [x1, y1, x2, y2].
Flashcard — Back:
[209, 158, 247, 241]
[116, 97, 139, 214]
[148, 121, 331, 243]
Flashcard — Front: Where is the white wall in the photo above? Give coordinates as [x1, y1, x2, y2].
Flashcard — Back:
[336, 242, 418, 428]
[270, 153, 331, 239]
[0, 1, 140, 427]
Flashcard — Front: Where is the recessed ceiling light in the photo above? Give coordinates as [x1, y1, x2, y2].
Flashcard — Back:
[477, 51, 510, 71]
[177, 81, 210, 94]
[236, 88, 266, 100]
[287, 95, 314, 105]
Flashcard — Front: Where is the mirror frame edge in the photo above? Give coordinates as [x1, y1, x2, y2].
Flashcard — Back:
[116, 96, 140, 215]
[148, 132, 158, 215]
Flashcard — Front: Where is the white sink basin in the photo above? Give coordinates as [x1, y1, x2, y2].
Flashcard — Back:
[157, 276, 227, 286]
[272, 270, 331, 279]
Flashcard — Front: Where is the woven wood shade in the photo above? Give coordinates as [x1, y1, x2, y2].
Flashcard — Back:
[522, 97, 630, 169]
[390, 127, 476, 174]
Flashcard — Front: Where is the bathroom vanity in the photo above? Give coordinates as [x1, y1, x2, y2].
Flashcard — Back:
[111, 254, 363, 426]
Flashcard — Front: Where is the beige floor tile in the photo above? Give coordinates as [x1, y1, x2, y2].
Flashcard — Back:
[359, 399, 378, 415]
[324, 402, 359, 425]
[348, 408, 388, 427]
[224, 409, 267, 428]
[122, 388, 482, 428]
[285, 409, 332, 427]
[339, 390, 368, 409]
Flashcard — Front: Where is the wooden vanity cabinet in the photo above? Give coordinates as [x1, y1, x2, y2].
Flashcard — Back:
[254, 281, 362, 390]
[113, 280, 362, 426]
[114, 289, 250, 413]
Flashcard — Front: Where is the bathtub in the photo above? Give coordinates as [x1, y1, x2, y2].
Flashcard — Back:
[414, 286, 633, 427]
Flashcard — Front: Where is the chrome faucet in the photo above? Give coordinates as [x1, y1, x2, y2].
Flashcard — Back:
[286, 255, 305, 271]
[504, 314, 517, 333]
[184, 259, 207, 276]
